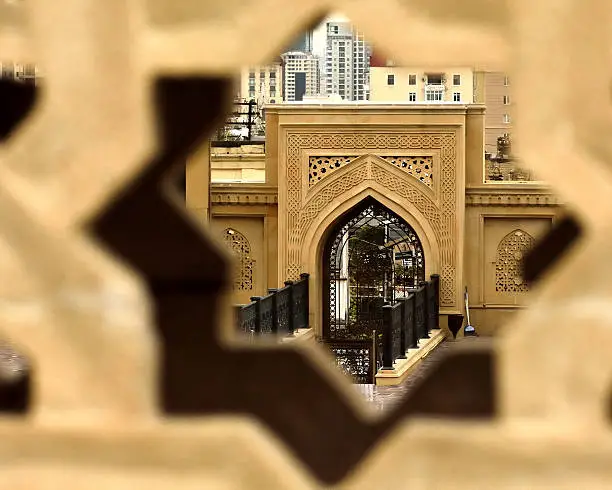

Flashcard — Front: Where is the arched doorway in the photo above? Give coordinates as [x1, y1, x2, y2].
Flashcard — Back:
[322, 197, 425, 341]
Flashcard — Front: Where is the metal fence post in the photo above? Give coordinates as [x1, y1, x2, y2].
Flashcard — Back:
[419, 281, 431, 337]
[300, 273, 310, 329]
[249, 296, 262, 335]
[430, 274, 440, 329]
[407, 293, 418, 348]
[268, 289, 279, 334]
[397, 299, 407, 359]
[382, 305, 394, 370]
[284, 281, 295, 336]
[370, 329, 377, 383]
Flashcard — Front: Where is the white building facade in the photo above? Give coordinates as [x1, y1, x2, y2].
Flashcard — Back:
[324, 22, 371, 101]
[281, 51, 321, 102]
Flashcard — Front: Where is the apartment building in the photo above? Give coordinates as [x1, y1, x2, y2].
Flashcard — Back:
[324, 22, 370, 101]
[369, 57, 474, 104]
[240, 61, 283, 104]
[281, 51, 320, 102]
[474, 71, 513, 154]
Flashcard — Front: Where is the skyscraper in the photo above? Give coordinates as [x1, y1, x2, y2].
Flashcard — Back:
[324, 22, 370, 101]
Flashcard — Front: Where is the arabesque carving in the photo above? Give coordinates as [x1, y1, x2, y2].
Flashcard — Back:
[286, 132, 457, 307]
[222, 228, 254, 291]
[495, 229, 535, 293]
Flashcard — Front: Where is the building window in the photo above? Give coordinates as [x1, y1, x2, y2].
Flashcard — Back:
[453, 92, 461, 102]
[270, 99, 276, 103]
[409, 92, 416, 102]
[270, 89, 276, 97]
[426, 73, 443, 85]
[453, 74, 461, 85]
[503, 95, 510, 105]
[425, 86, 444, 101]
[387, 74, 395, 85]
[503, 114, 511, 123]
[408, 74, 416, 85]
[249, 90, 255, 98]
[504, 75, 510, 86]
[269, 72, 276, 79]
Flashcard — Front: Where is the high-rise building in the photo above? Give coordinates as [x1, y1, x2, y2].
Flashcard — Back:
[281, 51, 320, 102]
[239, 61, 283, 104]
[287, 30, 314, 53]
[324, 22, 371, 101]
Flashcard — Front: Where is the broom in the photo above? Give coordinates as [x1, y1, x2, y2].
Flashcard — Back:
[464, 286, 476, 336]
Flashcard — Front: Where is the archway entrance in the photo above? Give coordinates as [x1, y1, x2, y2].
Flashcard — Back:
[321, 197, 425, 382]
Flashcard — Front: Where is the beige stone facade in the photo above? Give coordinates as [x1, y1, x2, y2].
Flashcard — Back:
[210, 144, 266, 183]
[208, 104, 560, 338]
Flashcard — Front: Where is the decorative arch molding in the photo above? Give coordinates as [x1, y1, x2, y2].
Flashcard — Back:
[305, 185, 439, 277]
[281, 130, 458, 308]
[305, 187, 440, 336]
[222, 228, 255, 291]
[495, 229, 535, 293]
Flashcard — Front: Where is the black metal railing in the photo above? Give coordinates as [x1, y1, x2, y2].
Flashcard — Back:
[324, 339, 376, 384]
[379, 274, 440, 372]
[382, 302, 402, 369]
[235, 273, 310, 339]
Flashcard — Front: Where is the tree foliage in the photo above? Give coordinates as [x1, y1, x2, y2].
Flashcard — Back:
[348, 225, 389, 289]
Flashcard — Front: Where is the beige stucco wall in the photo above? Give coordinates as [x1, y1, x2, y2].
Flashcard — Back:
[463, 188, 561, 336]
[211, 156, 265, 183]
[370, 67, 475, 103]
[210, 184, 279, 304]
[210, 144, 266, 183]
[210, 216, 265, 305]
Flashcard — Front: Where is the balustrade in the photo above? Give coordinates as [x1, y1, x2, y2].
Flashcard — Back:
[235, 273, 310, 339]
[379, 274, 440, 373]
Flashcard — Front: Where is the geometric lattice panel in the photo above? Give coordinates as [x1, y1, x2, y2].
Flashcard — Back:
[495, 229, 534, 293]
[222, 228, 255, 291]
[308, 155, 433, 188]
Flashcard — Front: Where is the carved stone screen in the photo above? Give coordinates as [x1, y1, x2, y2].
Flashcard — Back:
[495, 229, 534, 293]
[222, 228, 254, 291]
[2, 0, 612, 488]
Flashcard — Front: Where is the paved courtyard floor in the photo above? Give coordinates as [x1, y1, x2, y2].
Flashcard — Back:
[354, 339, 463, 411]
